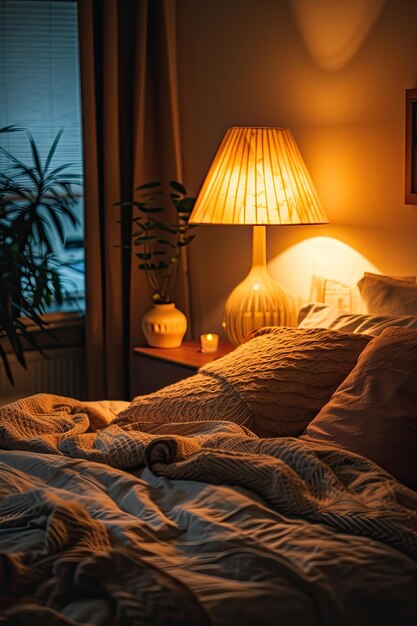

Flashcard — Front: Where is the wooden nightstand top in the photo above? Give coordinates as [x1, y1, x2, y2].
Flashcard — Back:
[134, 340, 234, 370]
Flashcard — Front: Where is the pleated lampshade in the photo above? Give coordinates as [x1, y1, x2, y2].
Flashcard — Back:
[190, 127, 328, 226]
[189, 127, 328, 345]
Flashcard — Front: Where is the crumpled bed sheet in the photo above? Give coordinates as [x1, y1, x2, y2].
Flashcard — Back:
[0, 394, 416, 625]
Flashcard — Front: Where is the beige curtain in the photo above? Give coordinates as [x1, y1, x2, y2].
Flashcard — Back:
[78, 0, 188, 399]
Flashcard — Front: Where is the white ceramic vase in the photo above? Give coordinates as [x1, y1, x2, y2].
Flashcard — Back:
[141, 303, 187, 348]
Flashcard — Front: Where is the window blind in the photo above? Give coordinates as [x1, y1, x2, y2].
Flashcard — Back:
[0, 0, 83, 176]
[0, 0, 85, 312]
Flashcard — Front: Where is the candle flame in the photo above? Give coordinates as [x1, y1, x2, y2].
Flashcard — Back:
[207, 333, 213, 341]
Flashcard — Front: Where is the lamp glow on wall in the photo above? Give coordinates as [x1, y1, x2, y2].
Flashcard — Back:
[189, 127, 328, 345]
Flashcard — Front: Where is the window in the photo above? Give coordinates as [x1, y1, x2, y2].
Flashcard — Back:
[0, 0, 85, 313]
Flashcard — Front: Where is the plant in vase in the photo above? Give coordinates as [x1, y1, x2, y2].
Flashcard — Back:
[120, 180, 196, 347]
[0, 126, 81, 383]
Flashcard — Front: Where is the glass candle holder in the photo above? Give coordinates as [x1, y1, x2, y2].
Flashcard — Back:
[200, 333, 219, 353]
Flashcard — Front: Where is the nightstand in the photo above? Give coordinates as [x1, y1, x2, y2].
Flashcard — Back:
[131, 340, 234, 397]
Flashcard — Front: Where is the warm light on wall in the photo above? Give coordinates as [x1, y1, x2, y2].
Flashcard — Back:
[190, 127, 328, 344]
[268, 235, 381, 303]
[290, 0, 386, 71]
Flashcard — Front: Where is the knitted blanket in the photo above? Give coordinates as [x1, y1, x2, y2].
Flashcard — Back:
[1, 393, 417, 564]
[0, 393, 256, 467]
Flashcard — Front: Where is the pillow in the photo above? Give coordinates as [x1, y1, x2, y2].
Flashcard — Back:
[298, 302, 417, 336]
[309, 274, 416, 316]
[362, 272, 416, 283]
[117, 327, 370, 438]
[301, 327, 417, 489]
[309, 275, 362, 313]
[358, 273, 417, 316]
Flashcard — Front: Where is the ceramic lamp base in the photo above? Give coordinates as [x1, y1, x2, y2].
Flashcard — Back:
[142, 303, 187, 348]
[223, 265, 293, 345]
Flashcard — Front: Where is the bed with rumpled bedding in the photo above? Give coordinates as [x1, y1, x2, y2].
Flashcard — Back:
[1, 326, 417, 625]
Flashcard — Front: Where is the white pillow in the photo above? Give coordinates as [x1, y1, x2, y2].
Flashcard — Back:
[358, 273, 417, 316]
[298, 302, 417, 336]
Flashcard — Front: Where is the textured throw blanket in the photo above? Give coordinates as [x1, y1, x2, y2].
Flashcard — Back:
[0, 393, 255, 467]
[1, 393, 417, 562]
[1, 393, 417, 625]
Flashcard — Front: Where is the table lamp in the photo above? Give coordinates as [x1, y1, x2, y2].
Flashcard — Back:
[189, 127, 328, 345]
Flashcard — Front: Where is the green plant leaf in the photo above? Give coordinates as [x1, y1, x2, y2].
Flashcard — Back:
[27, 131, 43, 176]
[169, 180, 186, 194]
[132, 224, 148, 233]
[0, 341, 16, 384]
[0, 128, 80, 385]
[176, 197, 195, 213]
[47, 162, 75, 178]
[138, 261, 168, 270]
[116, 179, 196, 312]
[135, 181, 161, 190]
[135, 235, 159, 243]
[44, 128, 64, 172]
[138, 206, 164, 214]
[45, 208, 65, 244]
[0, 124, 24, 134]
[0, 146, 39, 185]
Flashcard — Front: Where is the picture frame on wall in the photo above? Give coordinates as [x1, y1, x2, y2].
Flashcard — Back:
[405, 88, 417, 204]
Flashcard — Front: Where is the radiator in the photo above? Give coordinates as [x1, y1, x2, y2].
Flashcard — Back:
[0, 347, 86, 405]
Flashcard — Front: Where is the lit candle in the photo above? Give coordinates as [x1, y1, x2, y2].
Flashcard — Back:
[200, 333, 219, 353]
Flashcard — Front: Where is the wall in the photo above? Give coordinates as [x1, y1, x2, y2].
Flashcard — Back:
[176, 0, 417, 338]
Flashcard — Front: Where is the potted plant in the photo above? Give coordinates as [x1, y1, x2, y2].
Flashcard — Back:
[119, 180, 196, 347]
[0, 126, 81, 383]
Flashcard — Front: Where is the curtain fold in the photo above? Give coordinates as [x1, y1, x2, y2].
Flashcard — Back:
[78, 0, 187, 400]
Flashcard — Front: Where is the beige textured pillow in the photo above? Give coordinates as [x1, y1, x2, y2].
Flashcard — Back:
[358, 273, 417, 316]
[298, 302, 417, 336]
[117, 327, 370, 438]
[301, 327, 417, 489]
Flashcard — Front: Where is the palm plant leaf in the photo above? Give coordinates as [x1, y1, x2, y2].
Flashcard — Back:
[27, 131, 43, 175]
[44, 128, 64, 172]
[0, 341, 16, 381]
[0, 146, 39, 185]
[0, 126, 82, 385]
[0, 124, 24, 134]
[0, 301, 26, 367]
[45, 207, 65, 243]
[43, 198, 79, 228]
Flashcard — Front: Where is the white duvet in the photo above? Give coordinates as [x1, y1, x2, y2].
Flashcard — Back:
[0, 395, 417, 625]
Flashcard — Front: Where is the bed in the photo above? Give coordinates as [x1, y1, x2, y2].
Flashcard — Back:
[1, 273, 417, 625]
